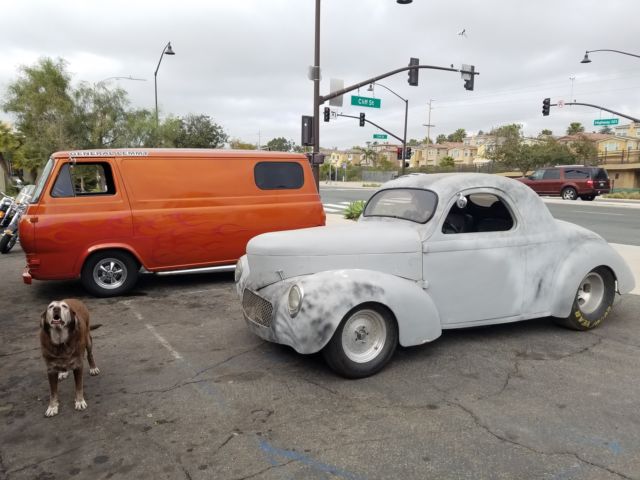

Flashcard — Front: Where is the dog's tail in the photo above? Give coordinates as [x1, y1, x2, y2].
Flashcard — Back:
[90, 324, 103, 331]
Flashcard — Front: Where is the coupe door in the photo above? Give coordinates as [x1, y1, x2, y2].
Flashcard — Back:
[423, 190, 526, 326]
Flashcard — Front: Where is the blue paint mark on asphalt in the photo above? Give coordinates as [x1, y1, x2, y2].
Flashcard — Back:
[258, 439, 367, 480]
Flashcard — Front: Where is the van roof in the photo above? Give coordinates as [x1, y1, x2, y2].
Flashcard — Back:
[52, 148, 307, 160]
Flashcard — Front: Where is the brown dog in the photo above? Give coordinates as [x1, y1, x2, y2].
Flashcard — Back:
[40, 299, 100, 417]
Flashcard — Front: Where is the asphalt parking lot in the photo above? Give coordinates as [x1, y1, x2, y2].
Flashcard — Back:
[1, 246, 639, 480]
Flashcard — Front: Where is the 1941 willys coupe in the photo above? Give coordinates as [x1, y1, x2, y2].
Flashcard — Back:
[235, 173, 635, 378]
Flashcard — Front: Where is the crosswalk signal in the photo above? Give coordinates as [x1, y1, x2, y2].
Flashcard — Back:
[323, 107, 330, 122]
[359, 113, 365, 127]
[542, 98, 551, 116]
[408, 57, 419, 86]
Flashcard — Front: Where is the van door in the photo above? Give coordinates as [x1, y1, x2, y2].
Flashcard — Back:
[33, 159, 133, 278]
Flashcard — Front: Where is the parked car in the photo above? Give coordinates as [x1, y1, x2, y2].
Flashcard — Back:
[516, 165, 610, 200]
[20, 149, 325, 296]
[235, 173, 635, 378]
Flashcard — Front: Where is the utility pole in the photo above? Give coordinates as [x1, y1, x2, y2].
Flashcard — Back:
[569, 76, 575, 102]
[422, 99, 435, 165]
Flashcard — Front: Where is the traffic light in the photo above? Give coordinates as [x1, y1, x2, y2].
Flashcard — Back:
[462, 64, 475, 91]
[405, 147, 412, 159]
[397, 147, 403, 160]
[408, 57, 419, 86]
[323, 107, 330, 122]
[359, 113, 365, 127]
[542, 98, 551, 116]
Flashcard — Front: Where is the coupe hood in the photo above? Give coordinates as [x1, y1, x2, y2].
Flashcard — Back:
[245, 223, 423, 289]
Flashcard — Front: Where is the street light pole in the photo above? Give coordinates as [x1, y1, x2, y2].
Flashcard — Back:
[581, 49, 640, 64]
[369, 82, 408, 175]
[154, 42, 175, 128]
[423, 99, 435, 166]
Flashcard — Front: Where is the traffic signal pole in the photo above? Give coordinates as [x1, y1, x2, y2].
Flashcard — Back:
[548, 101, 640, 123]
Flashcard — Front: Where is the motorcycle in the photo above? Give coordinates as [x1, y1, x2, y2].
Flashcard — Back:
[0, 185, 35, 254]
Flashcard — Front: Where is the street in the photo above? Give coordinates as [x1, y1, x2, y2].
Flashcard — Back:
[1, 238, 640, 479]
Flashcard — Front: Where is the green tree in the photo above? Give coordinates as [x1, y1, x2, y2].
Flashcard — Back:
[447, 128, 466, 143]
[539, 129, 553, 136]
[435, 134, 447, 144]
[265, 137, 294, 152]
[354, 144, 377, 167]
[571, 134, 598, 164]
[2, 57, 75, 176]
[566, 122, 585, 135]
[407, 138, 420, 146]
[0, 123, 24, 182]
[229, 138, 257, 150]
[599, 126, 613, 134]
[173, 114, 228, 148]
[439, 156, 455, 168]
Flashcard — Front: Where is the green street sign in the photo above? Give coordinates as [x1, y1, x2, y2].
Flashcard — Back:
[351, 95, 381, 108]
[593, 118, 619, 126]
[373, 134, 387, 139]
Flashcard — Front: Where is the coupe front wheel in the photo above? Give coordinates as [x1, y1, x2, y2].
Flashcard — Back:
[553, 267, 615, 331]
[322, 304, 398, 378]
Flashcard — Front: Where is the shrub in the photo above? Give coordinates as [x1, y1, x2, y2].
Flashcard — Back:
[343, 200, 366, 220]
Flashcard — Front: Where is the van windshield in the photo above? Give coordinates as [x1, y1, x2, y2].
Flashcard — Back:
[30, 157, 54, 203]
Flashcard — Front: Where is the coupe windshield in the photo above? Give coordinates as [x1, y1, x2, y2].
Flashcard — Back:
[363, 188, 438, 223]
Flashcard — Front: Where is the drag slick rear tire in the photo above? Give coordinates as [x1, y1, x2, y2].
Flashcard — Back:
[322, 303, 398, 378]
[554, 267, 615, 331]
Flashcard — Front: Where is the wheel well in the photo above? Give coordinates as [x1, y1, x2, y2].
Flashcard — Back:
[344, 301, 399, 330]
[84, 248, 141, 270]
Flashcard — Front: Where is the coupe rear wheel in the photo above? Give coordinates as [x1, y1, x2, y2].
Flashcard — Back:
[553, 267, 615, 330]
[562, 187, 578, 200]
[322, 304, 398, 378]
[81, 250, 139, 297]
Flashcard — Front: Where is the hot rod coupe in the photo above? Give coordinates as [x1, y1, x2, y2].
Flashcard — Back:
[235, 173, 635, 378]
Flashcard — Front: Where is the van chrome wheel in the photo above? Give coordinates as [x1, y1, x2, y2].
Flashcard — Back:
[93, 257, 127, 289]
[341, 309, 387, 363]
[562, 187, 577, 200]
[576, 272, 605, 316]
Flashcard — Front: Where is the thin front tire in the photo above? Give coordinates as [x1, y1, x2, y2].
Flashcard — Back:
[322, 304, 398, 378]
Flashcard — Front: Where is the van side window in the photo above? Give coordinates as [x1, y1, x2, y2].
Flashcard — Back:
[564, 168, 589, 180]
[51, 162, 115, 197]
[254, 162, 304, 190]
[542, 169, 560, 180]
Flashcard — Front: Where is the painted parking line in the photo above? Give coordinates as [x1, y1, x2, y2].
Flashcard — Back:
[573, 210, 625, 216]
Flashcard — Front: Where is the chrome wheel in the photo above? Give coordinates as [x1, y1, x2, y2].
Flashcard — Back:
[577, 272, 605, 315]
[341, 309, 387, 363]
[93, 257, 128, 290]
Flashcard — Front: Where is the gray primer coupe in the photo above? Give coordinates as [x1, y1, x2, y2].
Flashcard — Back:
[235, 173, 635, 377]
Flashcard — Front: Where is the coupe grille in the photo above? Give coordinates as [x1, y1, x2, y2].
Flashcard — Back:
[242, 289, 273, 327]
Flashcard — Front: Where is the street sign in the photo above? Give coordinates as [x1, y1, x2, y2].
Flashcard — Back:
[351, 95, 381, 108]
[594, 118, 619, 126]
[373, 134, 387, 139]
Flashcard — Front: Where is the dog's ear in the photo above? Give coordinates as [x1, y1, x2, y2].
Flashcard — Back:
[41, 310, 50, 334]
[68, 309, 76, 331]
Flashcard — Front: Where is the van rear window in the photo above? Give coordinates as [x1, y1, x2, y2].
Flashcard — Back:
[254, 162, 304, 190]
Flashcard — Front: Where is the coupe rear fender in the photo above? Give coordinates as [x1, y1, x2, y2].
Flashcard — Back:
[550, 241, 635, 317]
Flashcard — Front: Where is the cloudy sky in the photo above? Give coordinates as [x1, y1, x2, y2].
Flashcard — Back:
[1, 0, 639, 149]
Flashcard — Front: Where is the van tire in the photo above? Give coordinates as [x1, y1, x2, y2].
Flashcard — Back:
[561, 187, 577, 200]
[81, 250, 139, 297]
[580, 195, 595, 201]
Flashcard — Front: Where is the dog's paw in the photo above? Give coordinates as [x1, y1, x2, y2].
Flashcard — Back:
[58, 371, 69, 380]
[45, 404, 59, 417]
[74, 399, 88, 411]
[89, 367, 100, 376]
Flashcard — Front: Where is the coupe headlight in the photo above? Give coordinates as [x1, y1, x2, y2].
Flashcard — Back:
[287, 284, 304, 317]
[234, 259, 243, 283]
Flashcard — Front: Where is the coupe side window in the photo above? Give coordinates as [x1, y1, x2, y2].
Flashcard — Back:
[51, 162, 116, 197]
[443, 193, 514, 234]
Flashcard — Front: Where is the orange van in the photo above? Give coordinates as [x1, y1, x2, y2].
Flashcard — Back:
[20, 149, 325, 296]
